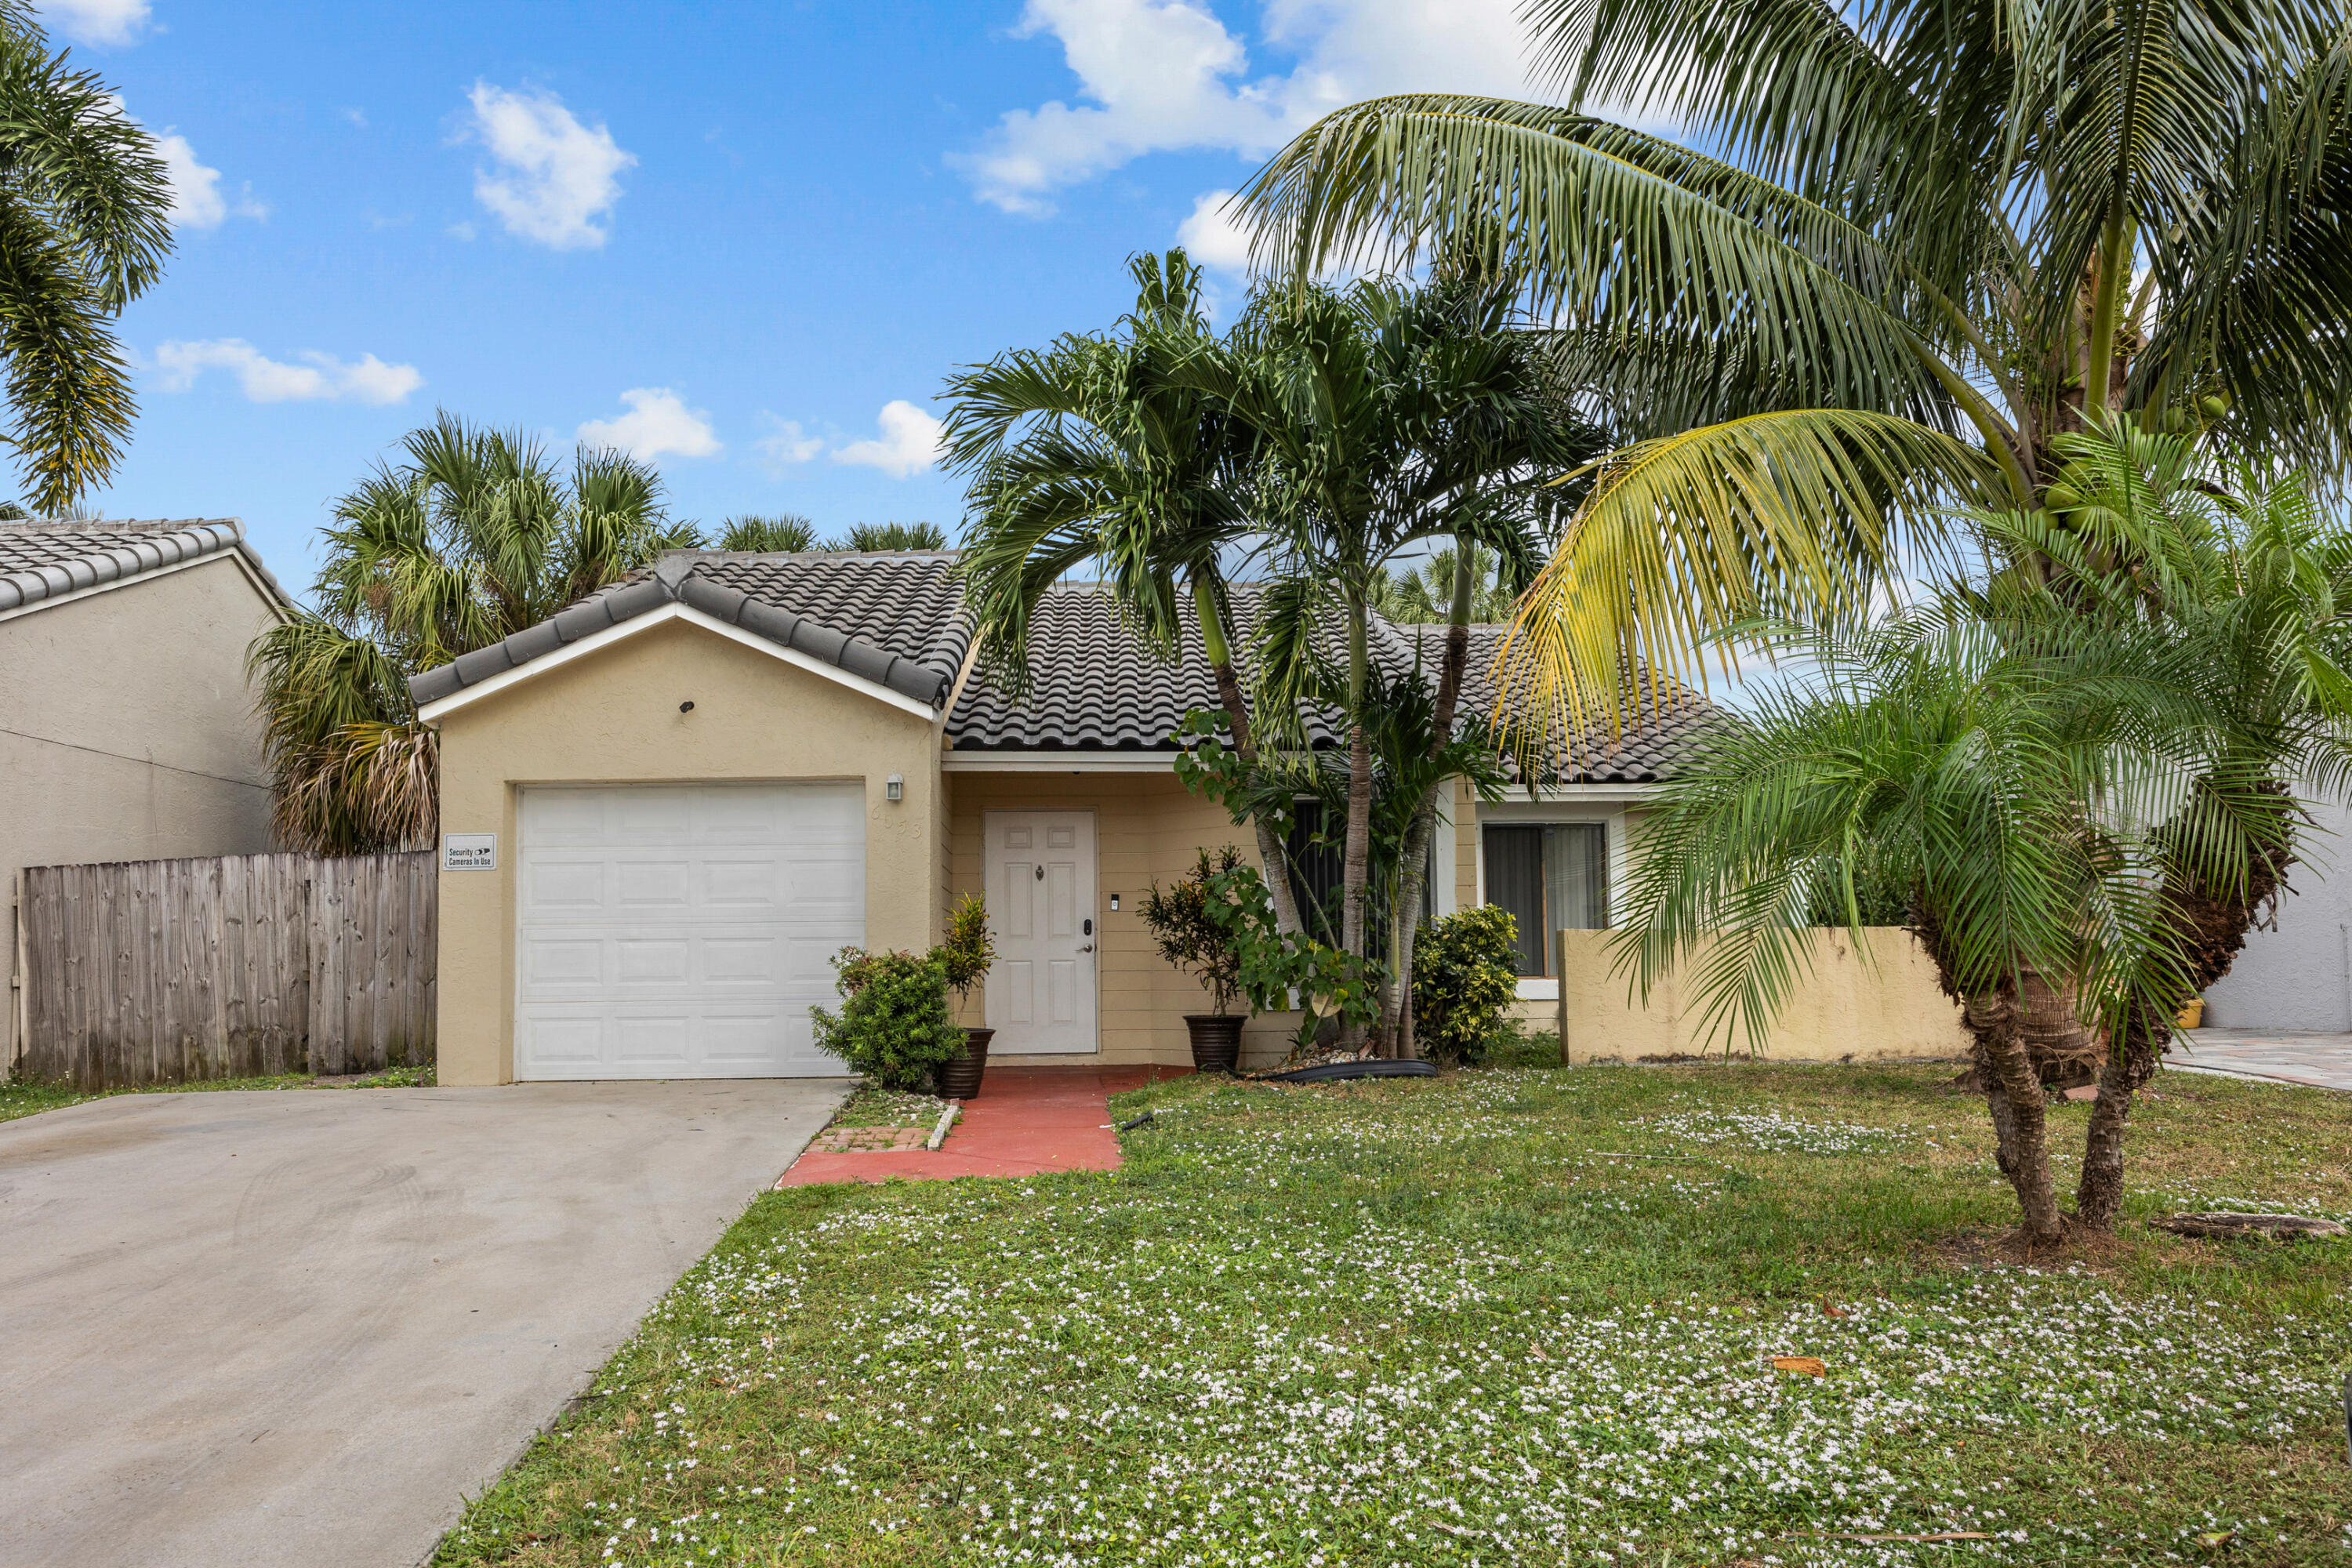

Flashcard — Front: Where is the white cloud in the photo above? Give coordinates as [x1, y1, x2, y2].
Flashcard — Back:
[577, 388, 720, 460]
[753, 414, 824, 474]
[38, 0, 150, 46]
[959, 0, 1549, 216]
[833, 401, 943, 479]
[153, 339, 423, 405]
[1176, 188, 1254, 270]
[465, 82, 634, 250]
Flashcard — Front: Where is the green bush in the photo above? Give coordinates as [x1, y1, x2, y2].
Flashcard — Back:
[1413, 906, 1522, 1065]
[1140, 846, 1247, 1015]
[810, 949, 960, 1090]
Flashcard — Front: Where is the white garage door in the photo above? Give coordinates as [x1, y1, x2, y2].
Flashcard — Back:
[515, 783, 865, 1079]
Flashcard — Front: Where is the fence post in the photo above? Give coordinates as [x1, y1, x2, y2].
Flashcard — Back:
[1555, 927, 1571, 1068]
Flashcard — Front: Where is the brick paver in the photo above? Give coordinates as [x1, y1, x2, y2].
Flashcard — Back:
[779, 1066, 1184, 1186]
[2165, 1029, 2352, 1091]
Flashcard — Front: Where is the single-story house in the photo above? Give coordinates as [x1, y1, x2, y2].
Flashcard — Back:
[409, 547, 1726, 1083]
[2, 519, 292, 1070]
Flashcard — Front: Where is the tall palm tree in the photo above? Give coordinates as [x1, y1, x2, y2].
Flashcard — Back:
[1371, 543, 1523, 625]
[250, 414, 690, 853]
[1236, 0, 2351, 736]
[946, 249, 1311, 939]
[1179, 277, 1575, 1047]
[0, 8, 176, 513]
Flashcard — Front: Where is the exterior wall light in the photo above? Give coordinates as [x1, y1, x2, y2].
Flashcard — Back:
[885, 774, 904, 803]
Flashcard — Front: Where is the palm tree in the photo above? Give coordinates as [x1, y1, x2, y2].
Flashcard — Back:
[249, 413, 688, 852]
[1178, 277, 1577, 1047]
[1617, 422, 2352, 1240]
[1370, 543, 1523, 625]
[946, 249, 1311, 939]
[1236, 0, 2351, 736]
[836, 521, 947, 551]
[715, 514, 817, 552]
[0, 11, 176, 514]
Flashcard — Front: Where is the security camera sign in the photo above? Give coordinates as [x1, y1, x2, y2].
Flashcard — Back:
[442, 833, 497, 871]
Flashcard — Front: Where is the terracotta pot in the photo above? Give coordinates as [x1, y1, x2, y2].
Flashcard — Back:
[938, 1027, 993, 1099]
[1183, 1014, 1244, 1075]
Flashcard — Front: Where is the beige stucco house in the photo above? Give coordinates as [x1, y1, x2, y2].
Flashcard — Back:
[2, 519, 291, 1070]
[408, 546, 1769, 1086]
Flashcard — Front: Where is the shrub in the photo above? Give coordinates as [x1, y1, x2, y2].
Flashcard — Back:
[1140, 846, 1247, 1015]
[1413, 906, 1521, 1065]
[810, 948, 960, 1090]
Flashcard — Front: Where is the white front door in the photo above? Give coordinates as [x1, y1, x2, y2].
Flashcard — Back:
[514, 782, 866, 1079]
[983, 811, 1098, 1054]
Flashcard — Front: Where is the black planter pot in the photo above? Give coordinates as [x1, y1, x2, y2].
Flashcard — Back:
[938, 1027, 993, 1099]
[1183, 1014, 1244, 1075]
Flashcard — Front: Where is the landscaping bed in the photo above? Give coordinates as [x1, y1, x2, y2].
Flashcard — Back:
[433, 1062, 2352, 1566]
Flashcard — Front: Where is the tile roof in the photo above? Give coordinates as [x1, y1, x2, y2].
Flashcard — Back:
[947, 583, 1359, 752]
[1436, 622, 1730, 784]
[405, 550, 969, 711]
[404, 547, 1724, 782]
[0, 518, 288, 615]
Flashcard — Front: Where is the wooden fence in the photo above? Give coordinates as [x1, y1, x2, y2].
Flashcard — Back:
[14, 851, 436, 1089]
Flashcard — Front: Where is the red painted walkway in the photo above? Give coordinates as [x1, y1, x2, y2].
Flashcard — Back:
[776, 1066, 1184, 1186]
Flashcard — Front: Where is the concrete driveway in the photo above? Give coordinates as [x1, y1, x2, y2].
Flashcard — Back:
[0, 1079, 848, 1568]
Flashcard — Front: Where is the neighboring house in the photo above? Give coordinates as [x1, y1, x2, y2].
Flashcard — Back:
[2, 520, 292, 1069]
[2201, 796, 2352, 1031]
[409, 547, 1722, 1084]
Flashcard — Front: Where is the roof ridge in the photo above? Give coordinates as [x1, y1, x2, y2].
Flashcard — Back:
[0, 520, 274, 617]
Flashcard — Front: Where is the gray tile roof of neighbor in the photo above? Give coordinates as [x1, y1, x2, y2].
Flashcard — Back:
[1438, 622, 1730, 784]
[405, 550, 971, 710]
[0, 518, 289, 615]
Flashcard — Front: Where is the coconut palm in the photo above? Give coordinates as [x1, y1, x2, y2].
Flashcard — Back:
[250, 414, 689, 852]
[1237, 0, 2352, 737]
[0, 9, 176, 513]
[946, 251, 1311, 938]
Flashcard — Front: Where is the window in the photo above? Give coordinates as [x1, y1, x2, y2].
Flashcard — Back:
[1285, 800, 1439, 954]
[1482, 822, 1609, 975]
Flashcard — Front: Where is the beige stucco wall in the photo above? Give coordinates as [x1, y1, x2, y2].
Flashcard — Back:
[946, 770, 1321, 1069]
[2, 555, 281, 1069]
[1547, 926, 1969, 1063]
[429, 617, 946, 1085]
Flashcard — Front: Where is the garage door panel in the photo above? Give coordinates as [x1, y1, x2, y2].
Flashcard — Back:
[616, 937, 691, 985]
[524, 936, 605, 987]
[519, 1011, 606, 1068]
[525, 859, 607, 913]
[516, 783, 866, 1080]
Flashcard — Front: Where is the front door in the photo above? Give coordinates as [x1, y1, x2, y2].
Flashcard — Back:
[983, 811, 1097, 1054]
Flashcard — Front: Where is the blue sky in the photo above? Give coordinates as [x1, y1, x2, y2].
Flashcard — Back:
[56, 0, 1569, 598]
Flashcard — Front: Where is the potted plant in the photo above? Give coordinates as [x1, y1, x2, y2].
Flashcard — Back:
[1142, 846, 1249, 1073]
[934, 892, 996, 1098]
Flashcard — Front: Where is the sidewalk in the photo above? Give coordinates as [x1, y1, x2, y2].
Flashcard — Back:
[2165, 1029, 2352, 1091]
[777, 1065, 1184, 1185]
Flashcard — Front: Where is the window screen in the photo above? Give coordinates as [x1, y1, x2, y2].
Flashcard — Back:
[1482, 822, 1610, 975]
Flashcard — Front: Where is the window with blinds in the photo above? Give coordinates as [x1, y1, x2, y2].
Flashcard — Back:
[1481, 822, 1609, 976]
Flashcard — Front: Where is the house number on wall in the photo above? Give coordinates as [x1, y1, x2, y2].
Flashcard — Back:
[442, 833, 497, 871]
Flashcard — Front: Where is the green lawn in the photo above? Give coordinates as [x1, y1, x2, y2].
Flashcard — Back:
[0, 1062, 436, 1123]
[434, 1062, 2352, 1566]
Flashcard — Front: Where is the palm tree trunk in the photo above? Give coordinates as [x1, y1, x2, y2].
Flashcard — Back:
[1340, 593, 1374, 1051]
[2078, 822, 2291, 1230]
[1388, 543, 1483, 1059]
[1911, 901, 2067, 1246]
[1191, 574, 1305, 938]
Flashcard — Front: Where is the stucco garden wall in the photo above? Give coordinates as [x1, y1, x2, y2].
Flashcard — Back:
[2, 556, 280, 1069]
[1546, 927, 1970, 1063]
[430, 618, 945, 1085]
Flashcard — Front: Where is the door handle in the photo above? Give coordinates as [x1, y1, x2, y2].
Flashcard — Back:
[1077, 943, 1094, 953]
